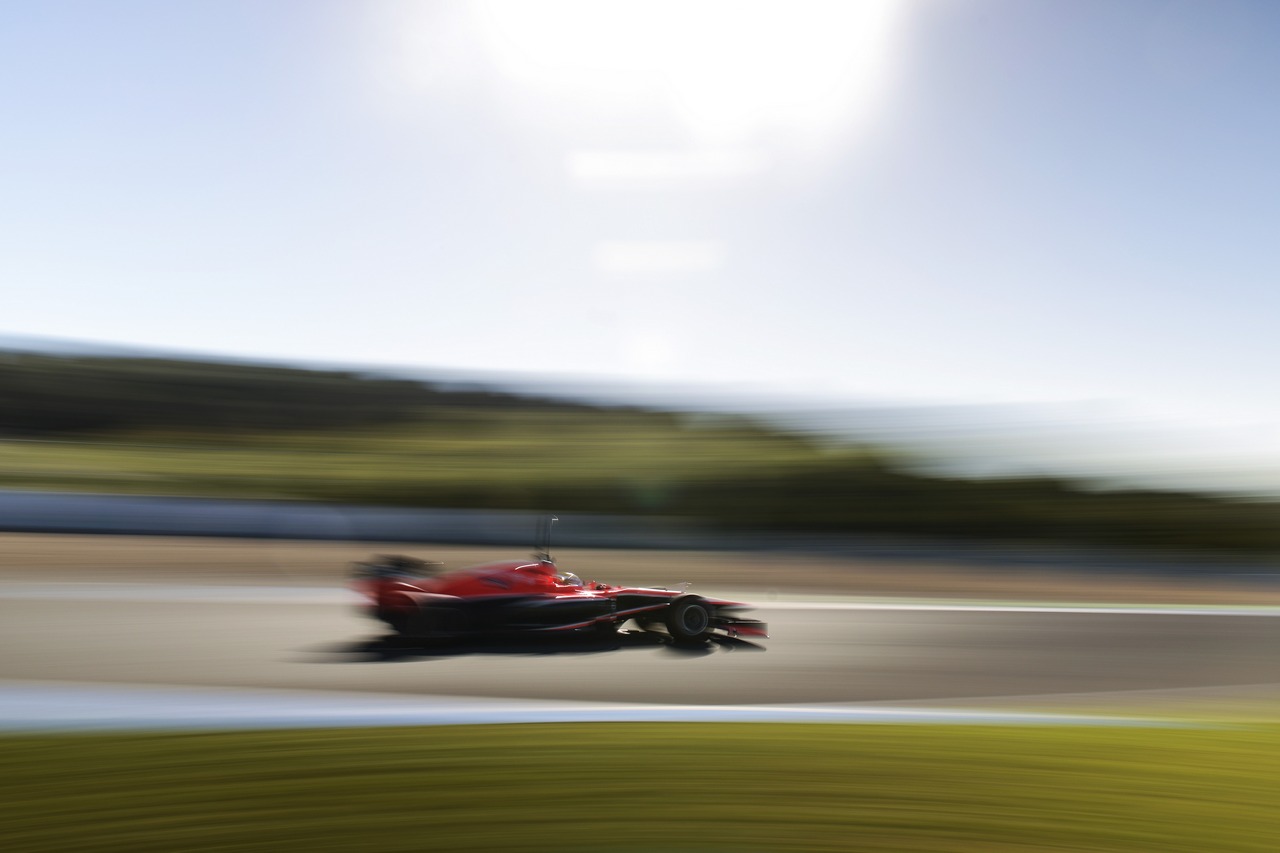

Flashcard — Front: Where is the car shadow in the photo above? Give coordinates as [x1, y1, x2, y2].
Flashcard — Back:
[305, 630, 765, 663]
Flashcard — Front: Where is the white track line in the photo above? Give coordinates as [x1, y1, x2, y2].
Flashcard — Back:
[0, 681, 1184, 732]
[0, 582, 1277, 616]
[769, 601, 1280, 616]
[0, 583, 359, 604]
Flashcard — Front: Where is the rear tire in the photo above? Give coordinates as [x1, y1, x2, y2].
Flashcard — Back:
[383, 601, 460, 641]
[385, 606, 431, 639]
[665, 596, 712, 644]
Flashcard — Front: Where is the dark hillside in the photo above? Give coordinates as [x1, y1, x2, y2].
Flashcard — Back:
[0, 352, 592, 435]
[2, 349, 1277, 557]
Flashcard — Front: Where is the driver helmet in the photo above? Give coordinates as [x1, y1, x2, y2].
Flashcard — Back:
[556, 571, 584, 587]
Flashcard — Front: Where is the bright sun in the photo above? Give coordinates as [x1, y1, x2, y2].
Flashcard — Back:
[472, 0, 907, 147]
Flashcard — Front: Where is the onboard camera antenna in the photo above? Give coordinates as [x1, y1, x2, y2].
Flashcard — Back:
[534, 514, 558, 564]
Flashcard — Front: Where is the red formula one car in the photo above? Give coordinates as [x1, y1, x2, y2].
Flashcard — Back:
[351, 521, 767, 645]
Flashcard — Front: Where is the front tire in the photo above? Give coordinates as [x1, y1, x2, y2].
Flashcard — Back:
[666, 596, 712, 644]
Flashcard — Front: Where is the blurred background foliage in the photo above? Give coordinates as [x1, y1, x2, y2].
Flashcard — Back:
[1, 350, 1277, 555]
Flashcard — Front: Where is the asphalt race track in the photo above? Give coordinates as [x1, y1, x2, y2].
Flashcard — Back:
[3, 586, 1278, 707]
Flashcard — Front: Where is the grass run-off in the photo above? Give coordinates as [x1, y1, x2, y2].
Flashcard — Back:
[2, 722, 1278, 852]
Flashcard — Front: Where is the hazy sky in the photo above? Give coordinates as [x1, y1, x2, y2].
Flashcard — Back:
[5, 0, 1280, 483]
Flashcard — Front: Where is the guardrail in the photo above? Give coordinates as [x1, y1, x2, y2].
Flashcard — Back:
[0, 489, 710, 549]
[0, 489, 1273, 578]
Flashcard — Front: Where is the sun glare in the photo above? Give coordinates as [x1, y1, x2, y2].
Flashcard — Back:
[474, 0, 906, 147]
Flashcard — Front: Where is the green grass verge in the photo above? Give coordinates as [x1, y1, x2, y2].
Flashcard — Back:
[0, 409, 835, 507]
[2, 723, 1278, 852]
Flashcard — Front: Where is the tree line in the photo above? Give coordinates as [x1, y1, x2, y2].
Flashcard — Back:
[0, 351, 588, 435]
[2, 349, 1277, 556]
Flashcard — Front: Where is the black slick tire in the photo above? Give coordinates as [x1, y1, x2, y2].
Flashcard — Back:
[665, 596, 712, 644]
